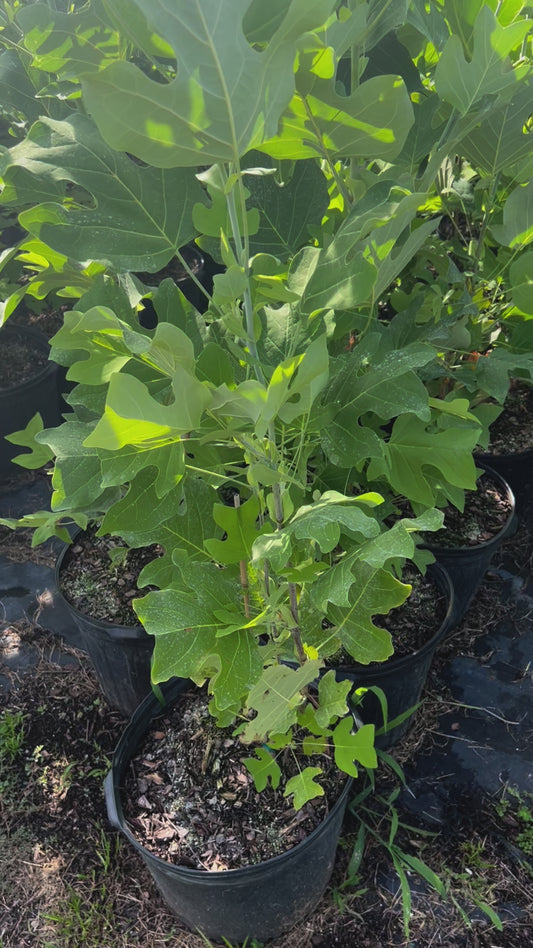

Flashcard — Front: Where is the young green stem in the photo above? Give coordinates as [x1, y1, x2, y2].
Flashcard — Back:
[234, 495, 250, 619]
[472, 173, 500, 277]
[300, 98, 353, 208]
[289, 583, 306, 667]
[225, 166, 261, 369]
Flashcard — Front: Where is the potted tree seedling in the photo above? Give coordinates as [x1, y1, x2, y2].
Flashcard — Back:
[1, 0, 532, 939]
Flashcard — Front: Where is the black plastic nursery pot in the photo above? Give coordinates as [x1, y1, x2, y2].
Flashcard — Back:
[55, 542, 154, 717]
[333, 563, 454, 750]
[425, 464, 517, 628]
[0, 324, 63, 477]
[104, 678, 353, 943]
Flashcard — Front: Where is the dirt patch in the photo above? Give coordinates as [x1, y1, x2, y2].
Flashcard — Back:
[0, 598, 532, 946]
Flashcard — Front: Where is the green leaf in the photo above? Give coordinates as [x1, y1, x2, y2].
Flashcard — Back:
[6, 114, 207, 271]
[49, 307, 146, 385]
[434, 6, 530, 115]
[327, 341, 433, 424]
[261, 334, 330, 430]
[0, 48, 44, 125]
[205, 496, 267, 565]
[492, 181, 533, 248]
[316, 671, 351, 728]
[5, 413, 54, 469]
[136, 563, 261, 709]
[17, 2, 120, 78]
[297, 192, 433, 314]
[461, 79, 533, 176]
[510, 253, 533, 315]
[100, 441, 185, 499]
[400, 853, 447, 898]
[242, 662, 321, 743]
[98, 468, 178, 543]
[332, 717, 377, 777]
[357, 512, 444, 569]
[247, 158, 330, 260]
[107, 476, 218, 558]
[37, 420, 112, 513]
[364, 0, 410, 51]
[243, 748, 281, 792]
[288, 491, 381, 552]
[284, 766, 324, 809]
[81, 0, 338, 167]
[0, 510, 75, 546]
[466, 348, 533, 403]
[321, 418, 383, 469]
[368, 414, 480, 506]
[259, 74, 414, 161]
[324, 562, 409, 664]
[85, 368, 212, 449]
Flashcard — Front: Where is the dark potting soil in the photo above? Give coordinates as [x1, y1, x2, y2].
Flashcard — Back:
[0, 332, 50, 388]
[484, 380, 533, 455]
[12, 305, 66, 340]
[123, 690, 346, 872]
[59, 528, 162, 626]
[136, 243, 204, 285]
[428, 472, 513, 548]
[374, 567, 446, 657]
[330, 567, 447, 666]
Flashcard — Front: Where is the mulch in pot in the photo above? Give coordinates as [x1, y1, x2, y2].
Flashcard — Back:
[122, 689, 346, 872]
[11, 305, 66, 341]
[0, 329, 49, 388]
[329, 567, 447, 667]
[429, 471, 513, 548]
[59, 527, 162, 626]
[483, 380, 533, 456]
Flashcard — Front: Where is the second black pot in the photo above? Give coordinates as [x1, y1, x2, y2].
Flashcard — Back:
[55, 541, 154, 717]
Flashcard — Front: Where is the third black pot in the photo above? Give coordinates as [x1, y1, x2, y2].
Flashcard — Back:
[425, 464, 517, 627]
